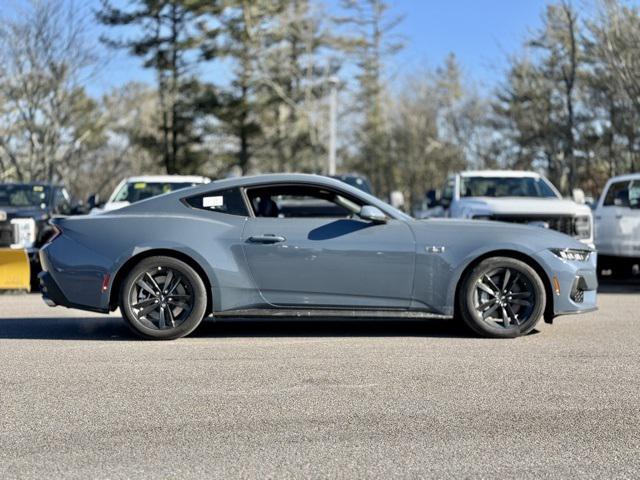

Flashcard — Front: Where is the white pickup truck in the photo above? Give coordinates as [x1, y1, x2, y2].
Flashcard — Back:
[424, 170, 594, 247]
[594, 173, 640, 277]
[91, 175, 211, 214]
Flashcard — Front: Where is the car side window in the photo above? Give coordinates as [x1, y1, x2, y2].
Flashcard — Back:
[441, 178, 455, 206]
[246, 185, 363, 218]
[184, 188, 249, 216]
[603, 181, 630, 207]
[54, 188, 71, 214]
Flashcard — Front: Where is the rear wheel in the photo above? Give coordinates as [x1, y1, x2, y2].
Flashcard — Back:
[458, 257, 546, 338]
[119, 256, 207, 340]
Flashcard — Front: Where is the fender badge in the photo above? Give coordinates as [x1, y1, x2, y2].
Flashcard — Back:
[426, 246, 445, 254]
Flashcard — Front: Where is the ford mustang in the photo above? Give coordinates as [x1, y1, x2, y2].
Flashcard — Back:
[38, 174, 598, 340]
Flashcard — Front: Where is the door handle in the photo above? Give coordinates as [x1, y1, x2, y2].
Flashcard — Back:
[248, 234, 286, 244]
[615, 214, 623, 219]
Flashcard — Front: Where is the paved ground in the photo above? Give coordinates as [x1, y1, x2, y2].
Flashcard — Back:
[1, 284, 639, 479]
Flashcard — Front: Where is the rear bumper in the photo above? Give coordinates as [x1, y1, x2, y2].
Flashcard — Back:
[38, 271, 67, 307]
[38, 270, 108, 313]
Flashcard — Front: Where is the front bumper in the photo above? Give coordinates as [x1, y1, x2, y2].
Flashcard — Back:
[537, 249, 598, 318]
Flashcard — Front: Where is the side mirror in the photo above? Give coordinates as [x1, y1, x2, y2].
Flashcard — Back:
[572, 188, 586, 205]
[359, 205, 387, 223]
[426, 189, 439, 208]
[87, 193, 99, 210]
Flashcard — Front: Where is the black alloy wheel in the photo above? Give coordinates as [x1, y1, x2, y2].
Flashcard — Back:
[458, 257, 546, 338]
[120, 256, 207, 340]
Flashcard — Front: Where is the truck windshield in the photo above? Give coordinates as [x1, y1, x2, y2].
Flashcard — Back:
[113, 182, 198, 203]
[0, 184, 51, 208]
[460, 177, 559, 199]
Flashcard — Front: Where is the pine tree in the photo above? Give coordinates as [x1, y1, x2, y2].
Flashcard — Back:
[96, 0, 220, 174]
[200, 0, 276, 174]
[334, 0, 404, 197]
[254, 0, 339, 173]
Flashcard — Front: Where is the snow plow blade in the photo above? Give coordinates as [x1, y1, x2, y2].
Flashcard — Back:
[0, 248, 30, 291]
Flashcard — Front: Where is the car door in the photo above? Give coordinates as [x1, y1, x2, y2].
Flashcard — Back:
[241, 184, 416, 308]
[598, 179, 640, 257]
[596, 179, 631, 256]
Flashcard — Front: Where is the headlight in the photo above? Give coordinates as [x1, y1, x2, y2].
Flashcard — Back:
[551, 248, 591, 262]
[10, 218, 37, 249]
[573, 215, 591, 239]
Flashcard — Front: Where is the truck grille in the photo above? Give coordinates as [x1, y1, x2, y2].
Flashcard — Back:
[0, 221, 13, 247]
[481, 215, 577, 236]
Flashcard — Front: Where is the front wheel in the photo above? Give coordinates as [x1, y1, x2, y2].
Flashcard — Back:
[458, 257, 546, 338]
[119, 256, 208, 340]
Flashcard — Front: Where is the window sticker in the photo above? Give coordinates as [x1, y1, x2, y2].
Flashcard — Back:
[203, 196, 224, 208]
[33, 186, 44, 192]
[134, 182, 147, 190]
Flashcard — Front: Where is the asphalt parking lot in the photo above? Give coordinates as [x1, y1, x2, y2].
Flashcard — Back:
[1, 284, 639, 479]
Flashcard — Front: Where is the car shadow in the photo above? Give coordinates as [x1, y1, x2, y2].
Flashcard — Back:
[194, 318, 479, 339]
[307, 219, 372, 241]
[0, 316, 136, 341]
[0, 316, 493, 341]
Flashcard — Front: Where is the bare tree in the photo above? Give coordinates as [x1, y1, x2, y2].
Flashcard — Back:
[587, 0, 640, 173]
[0, 0, 103, 184]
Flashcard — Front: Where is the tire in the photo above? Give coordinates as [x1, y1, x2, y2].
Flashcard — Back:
[457, 257, 546, 338]
[119, 256, 208, 340]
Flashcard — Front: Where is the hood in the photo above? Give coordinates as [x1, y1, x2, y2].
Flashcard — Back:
[102, 201, 130, 212]
[458, 197, 591, 216]
[414, 217, 590, 252]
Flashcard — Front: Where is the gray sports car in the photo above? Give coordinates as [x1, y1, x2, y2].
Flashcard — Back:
[38, 174, 598, 340]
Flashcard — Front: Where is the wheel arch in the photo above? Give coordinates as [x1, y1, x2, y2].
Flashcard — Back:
[452, 249, 554, 323]
[108, 248, 214, 316]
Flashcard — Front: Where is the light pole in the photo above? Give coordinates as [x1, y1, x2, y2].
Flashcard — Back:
[327, 76, 339, 176]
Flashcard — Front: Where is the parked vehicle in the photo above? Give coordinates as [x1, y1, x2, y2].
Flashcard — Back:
[594, 173, 640, 277]
[423, 170, 594, 247]
[92, 175, 211, 213]
[39, 174, 597, 340]
[0, 183, 79, 290]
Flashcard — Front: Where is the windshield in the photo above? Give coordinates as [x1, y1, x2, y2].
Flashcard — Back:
[0, 184, 51, 208]
[460, 176, 559, 199]
[113, 182, 199, 204]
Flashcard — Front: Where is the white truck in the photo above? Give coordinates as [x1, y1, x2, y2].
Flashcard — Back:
[594, 173, 640, 277]
[424, 170, 594, 247]
[91, 175, 210, 214]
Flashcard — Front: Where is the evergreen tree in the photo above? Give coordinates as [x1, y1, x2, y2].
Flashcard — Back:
[200, 0, 275, 174]
[334, 0, 404, 197]
[97, 0, 220, 174]
[254, 0, 339, 173]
